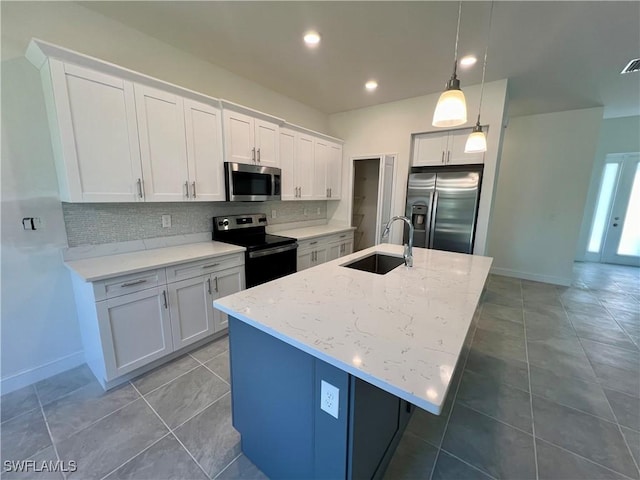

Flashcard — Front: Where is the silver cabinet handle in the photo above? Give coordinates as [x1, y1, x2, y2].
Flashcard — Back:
[310, 241, 318, 245]
[441, 151, 445, 164]
[162, 290, 168, 309]
[192, 181, 196, 198]
[329, 188, 332, 197]
[214, 276, 219, 292]
[326, 188, 329, 198]
[312, 251, 315, 262]
[298, 187, 301, 197]
[185, 181, 190, 198]
[257, 148, 261, 162]
[340, 234, 347, 238]
[207, 278, 212, 295]
[447, 151, 451, 164]
[202, 263, 220, 269]
[137, 178, 143, 198]
[252, 147, 256, 162]
[121, 279, 147, 288]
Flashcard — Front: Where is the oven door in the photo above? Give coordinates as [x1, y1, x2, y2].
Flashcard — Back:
[245, 243, 297, 288]
[225, 162, 281, 201]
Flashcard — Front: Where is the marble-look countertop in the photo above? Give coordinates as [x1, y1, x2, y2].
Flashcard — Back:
[273, 224, 355, 241]
[214, 244, 492, 414]
[65, 242, 246, 282]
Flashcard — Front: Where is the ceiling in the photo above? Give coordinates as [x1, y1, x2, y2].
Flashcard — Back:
[80, 1, 640, 119]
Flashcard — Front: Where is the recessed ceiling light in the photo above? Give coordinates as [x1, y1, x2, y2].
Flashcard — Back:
[303, 31, 321, 47]
[460, 56, 477, 67]
[365, 80, 378, 91]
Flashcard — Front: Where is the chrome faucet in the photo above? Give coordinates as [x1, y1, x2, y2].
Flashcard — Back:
[382, 216, 414, 267]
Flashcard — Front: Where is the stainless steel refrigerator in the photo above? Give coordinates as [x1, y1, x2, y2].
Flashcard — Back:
[404, 165, 483, 254]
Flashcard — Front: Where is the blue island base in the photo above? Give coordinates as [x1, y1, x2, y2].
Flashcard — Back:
[229, 316, 414, 479]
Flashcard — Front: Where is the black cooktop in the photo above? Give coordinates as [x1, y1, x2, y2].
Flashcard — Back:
[212, 213, 296, 252]
[218, 233, 296, 251]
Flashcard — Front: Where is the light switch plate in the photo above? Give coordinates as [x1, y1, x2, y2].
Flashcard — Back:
[320, 380, 339, 419]
[161, 214, 171, 228]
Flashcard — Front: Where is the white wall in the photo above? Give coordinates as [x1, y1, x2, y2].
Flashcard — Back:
[487, 107, 604, 285]
[1, 2, 330, 392]
[575, 116, 640, 260]
[328, 80, 509, 254]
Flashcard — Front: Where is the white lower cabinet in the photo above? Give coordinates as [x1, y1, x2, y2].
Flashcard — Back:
[297, 231, 353, 271]
[327, 239, 354, 261]
[74, 253, 245, 388]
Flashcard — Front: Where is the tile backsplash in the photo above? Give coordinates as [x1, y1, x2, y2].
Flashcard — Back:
[62, 201, 327, 247]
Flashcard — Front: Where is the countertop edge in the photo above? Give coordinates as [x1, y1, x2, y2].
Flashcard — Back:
[276, 225, 356, 241]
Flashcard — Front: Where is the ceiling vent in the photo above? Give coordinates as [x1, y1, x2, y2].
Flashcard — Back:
[621, 58, 640, 74]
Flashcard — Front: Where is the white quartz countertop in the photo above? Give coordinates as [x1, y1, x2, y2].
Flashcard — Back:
[273, 224, 355, 241]
[214, 244, 492, 414]
[65, 242, 246, 282]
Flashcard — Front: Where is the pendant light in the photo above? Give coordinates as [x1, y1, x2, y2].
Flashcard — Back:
[432, 1, 467, 128]
[465, 1, 494, 153]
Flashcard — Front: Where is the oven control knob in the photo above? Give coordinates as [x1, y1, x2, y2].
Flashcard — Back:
[222, 219, 229, 227]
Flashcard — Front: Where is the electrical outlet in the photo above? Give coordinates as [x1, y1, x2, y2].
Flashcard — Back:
[316, 208, 321, 215]
[320, 380, 339, 419]
[161, 214, 171, 228]
[271, 210, 277, 219]
[303, 208, 309, 216]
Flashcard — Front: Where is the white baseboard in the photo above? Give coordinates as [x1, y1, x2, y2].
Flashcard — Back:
[1, 351, 85, 395]
[490, 267, 572, 287]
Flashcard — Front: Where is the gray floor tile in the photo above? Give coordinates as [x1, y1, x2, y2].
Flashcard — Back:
[480, 302, 523, 323]
[521, 280, 559, 293]
[34, 364, 95, 406]
[527, 341, 598, 382]
[476, 314, 524, 339]
[524, 310, 574, 332]
[604, 388, 640, 431]
[563, 300, 611, 317]
[441, 404, 536, 479]
[1, 446, 62, 480]
[486, 280, 522, 297]
[581, 338, 640, 373]
[57, 399, 168, 480]
[205, 352, 230, 383]
[175, 394, 241, 478]
[529, 365, 615, 421]
[104, 434, 207, 480]
[523, 301, 567, 320]
[406, 389, 456, 449]
[216, 454, 268, 480]
[532, 395, 638, 478]
[570, 311, 629, 332]
[481, 290, 523, 308]
[43, 381, 139, 442]
[621, 427, 640, 467]
[383, 431, 438, 480]
[190, 336, 229, 363]
[0, 408, 52, 463]
[536, 438, 628, 480]
[456, 369, 532, 432]
[0, 385, 39, 423]
[471, 327, 526, 363]
[432, 450, 491, 480]
[575, 324, 639, 351]
[592, 360, 640, 398]
[464, 349, 530, 392]
[145, 366, 229, 429]
[527, 335, 586, 358]
[132, 354, 200, 395]
[601, 299, 640, 315]
[523, 294, 563, 308]
[559, 288, 601, 305]
[609, 308, 640, 336]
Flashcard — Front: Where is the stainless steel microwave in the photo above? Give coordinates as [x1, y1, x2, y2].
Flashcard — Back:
[224, 162, 282, 201]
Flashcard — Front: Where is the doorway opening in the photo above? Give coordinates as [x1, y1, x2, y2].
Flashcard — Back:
[351, 155, 395, 252]
[586, 153, 639, 266]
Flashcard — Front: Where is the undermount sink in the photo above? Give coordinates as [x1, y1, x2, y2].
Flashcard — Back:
[342, 253, 406, 275]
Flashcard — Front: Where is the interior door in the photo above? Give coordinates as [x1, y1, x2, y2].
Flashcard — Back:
[376, 155, 395, 244]
[600, 154, 640, 266]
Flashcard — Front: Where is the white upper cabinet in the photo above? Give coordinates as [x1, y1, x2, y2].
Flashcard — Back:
[326, 142, 343, 199]
[222, 109, 279, 167]
[46, 60, 143, 202]
[279, 128, 296, 200]
[280, 128, 316, 201]
[413, 129, 486, 167]
[184, 99, 225, 201]
[135, 85, 189, 202]
[313, 139, 329, 200]
[297, 134, 316, 200]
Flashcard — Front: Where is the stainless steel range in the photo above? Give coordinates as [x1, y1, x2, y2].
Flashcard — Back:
[212, 214, 298, 288]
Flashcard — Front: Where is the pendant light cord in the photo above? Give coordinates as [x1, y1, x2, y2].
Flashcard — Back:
[453, 1, 462, 74]
[477, 1, 494, 121]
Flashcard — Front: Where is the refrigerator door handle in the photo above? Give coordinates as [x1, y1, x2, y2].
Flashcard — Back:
[429, 191, 439, 248]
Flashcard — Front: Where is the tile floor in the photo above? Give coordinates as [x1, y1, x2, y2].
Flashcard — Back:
[1, 262, 638, 479]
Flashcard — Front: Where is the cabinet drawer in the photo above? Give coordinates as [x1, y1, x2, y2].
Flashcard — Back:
[94, 269, 166, 301]
[323, 231, 354, 245]
[297, 237, 324, 252]
[165, 253, 244, 283]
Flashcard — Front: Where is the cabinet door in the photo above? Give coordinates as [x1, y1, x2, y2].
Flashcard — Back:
[413, 133, 448, 166]
[279, 129, 296, 200]
[342, 241, 353, 256]
[184, 99, 225, 201]
[255, 119, 279, 167]
[297, 250, 314, 271]
[50, 61, 142, 202]
[313, 140, 329, 199]
[327, 143, 343, 199]
[212, 266, 245, 332]
[223, 110, 255, 164]
[135, 85, 189, 201]
[168, 275, 215, 350]
[447, 129, 486, 165]
[314, 245, 328, 265]
[96, 287, 173, 380]
[327, 242, 342, 261]
[297, 133, 315, 200]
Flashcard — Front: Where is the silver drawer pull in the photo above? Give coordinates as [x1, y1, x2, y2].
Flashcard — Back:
[162, 290, 168, 309]
[340, 234, 346, 238]
[207, 278, 212, 295]
[120, 279, 147, 287]
[309, 241, 318, 245]
[192, 181, 197, 198]
[202, 263, 220, 269]
[214, 276, 219, 292]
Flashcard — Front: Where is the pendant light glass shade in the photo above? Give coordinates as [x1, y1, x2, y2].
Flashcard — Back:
[465, 123, 487, 153]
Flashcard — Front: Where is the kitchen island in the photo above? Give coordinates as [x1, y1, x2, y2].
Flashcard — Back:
[214, 244, 492, 479]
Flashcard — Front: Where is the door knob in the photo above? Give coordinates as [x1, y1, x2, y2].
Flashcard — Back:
[613, 223, 619, 227]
